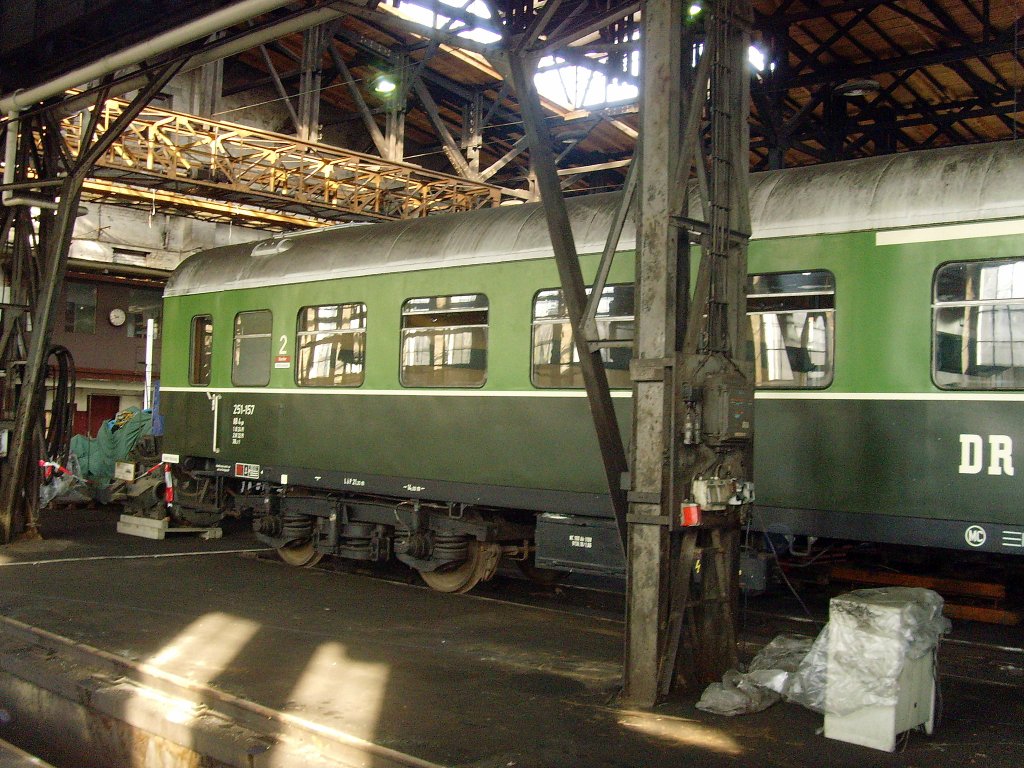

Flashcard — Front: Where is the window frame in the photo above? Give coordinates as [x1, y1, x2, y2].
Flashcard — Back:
[746, 269, 836, 390]
[294, 302, 367, 388]
[529, 283, 635, 390]
[189, 314, 214, 387]
[231, 309, 273, 387]
[127, 288, 162, 339]
[399, 294, 489, 388]
[64, 281, 97, 334]
[931, 257, 1024, 391]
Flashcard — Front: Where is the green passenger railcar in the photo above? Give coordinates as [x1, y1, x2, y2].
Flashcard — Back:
[160, 141, 1024, 591]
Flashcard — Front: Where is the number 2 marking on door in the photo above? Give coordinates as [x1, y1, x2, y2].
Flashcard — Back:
[279, 334, 288, 355]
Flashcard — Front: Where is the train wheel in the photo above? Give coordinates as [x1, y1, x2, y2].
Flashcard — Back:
[277, 540, 323, 568]
[419, 540, 501, 593]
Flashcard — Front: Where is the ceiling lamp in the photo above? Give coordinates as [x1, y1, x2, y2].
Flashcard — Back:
[835, 79, 880, 97]
[372, 75, 397, 95]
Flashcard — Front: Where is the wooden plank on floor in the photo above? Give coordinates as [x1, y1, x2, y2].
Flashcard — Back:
[943, 603, 1021, 626]
[116, 515, 222, 540]
[830, 565, 1006, 600]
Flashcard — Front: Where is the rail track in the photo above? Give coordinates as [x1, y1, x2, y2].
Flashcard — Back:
[0, 611, 447, 768]
[293, 551, 1024, 692]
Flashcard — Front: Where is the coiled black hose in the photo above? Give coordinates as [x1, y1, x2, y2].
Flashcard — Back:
[42, 345, 76, 465]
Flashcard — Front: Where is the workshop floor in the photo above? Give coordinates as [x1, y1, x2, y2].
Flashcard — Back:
[0, 506, 1020, 768]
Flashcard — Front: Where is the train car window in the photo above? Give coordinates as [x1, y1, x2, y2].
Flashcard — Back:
[231, 310, 273, 387]
[296, 303, 366, 387]
[400, 294, 487, 387]
[747, 271, 835, 388]
[933, 258, 1024, 390]
[531, 285, 634, 388]
[189, 315, 214, 386]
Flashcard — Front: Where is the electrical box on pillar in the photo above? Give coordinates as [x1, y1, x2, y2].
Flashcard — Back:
[696, 372, 754, 447]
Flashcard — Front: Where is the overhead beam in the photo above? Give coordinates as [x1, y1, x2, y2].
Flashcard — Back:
[412, 77, 477, 178]
[530, 1, 642, 58]
[500, 48, 630, 550]
[786, 28, 1023, 88]
[259, 44, 302, 131]
[326, 39, 389, 156]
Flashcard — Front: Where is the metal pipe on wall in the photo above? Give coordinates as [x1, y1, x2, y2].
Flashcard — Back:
[144, 318, 155, 411]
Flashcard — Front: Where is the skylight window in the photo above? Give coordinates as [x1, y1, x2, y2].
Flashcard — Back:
[535, 55, 639, 110]
[388, 0, 502, 45]
[388, 3, 770, 110]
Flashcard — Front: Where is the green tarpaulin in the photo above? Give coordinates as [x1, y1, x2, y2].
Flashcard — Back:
[69, 407, 153, 486]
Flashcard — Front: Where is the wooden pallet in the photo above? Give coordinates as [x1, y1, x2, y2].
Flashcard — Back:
[830, 565, 1020, 626]
[116, 515, 222, 541]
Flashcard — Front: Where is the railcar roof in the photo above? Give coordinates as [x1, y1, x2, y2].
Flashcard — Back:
[167, 141, 1024, 298]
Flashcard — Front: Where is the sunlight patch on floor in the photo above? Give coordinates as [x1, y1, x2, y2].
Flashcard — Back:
[282, 641, 390, 739]
[146, 611, 260, 683]
[618, 709, 744, 755]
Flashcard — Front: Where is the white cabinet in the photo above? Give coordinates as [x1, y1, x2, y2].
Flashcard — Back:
[822, 593, 938, 752]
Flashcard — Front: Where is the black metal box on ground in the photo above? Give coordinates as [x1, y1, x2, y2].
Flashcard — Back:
[535, 513, 625, 576]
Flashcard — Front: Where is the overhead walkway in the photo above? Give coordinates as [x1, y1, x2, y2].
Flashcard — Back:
[62, 97, 505, 232]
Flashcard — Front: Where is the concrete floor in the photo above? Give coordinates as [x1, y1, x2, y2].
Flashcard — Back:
[0, 506, 1021, 768]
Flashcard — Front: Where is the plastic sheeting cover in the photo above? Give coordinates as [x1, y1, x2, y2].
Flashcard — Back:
[786, 587, 950, 716]
[698, 588, 949, 717]
[696, 634, 814, 716]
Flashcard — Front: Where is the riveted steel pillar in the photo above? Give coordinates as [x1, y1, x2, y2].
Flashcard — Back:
[624, 0, 754, 705]
[383, 51, 408, 163]
[622, 0, 684, 707]
[0, 65, 184, 542]
[298, 24, 330, 143]
[502, 50, 630, 542]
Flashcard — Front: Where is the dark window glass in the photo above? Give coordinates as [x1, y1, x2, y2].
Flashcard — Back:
[189, 315, 213, 386]
[127, 288, 161, 338]
[747, 270, 835, 388]
[64, 282, 96, 334]
[933, 258, 1024, 390]
[232, 310, 272, 387]
[531, 285, 634, 388]
[296, 303, 366, 387]
[401, 294, 487, 387]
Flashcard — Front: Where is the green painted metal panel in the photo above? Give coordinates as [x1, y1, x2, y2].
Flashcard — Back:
[161, 219, 1024, 536]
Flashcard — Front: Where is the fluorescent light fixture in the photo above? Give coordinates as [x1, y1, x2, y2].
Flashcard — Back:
[373, 75, 397, 94]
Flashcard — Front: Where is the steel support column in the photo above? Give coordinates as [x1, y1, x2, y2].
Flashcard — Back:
[0, 64, 184, 542]
[463, 89, 484, 175]
[624, 0, 754, 705]
[186, 31, 224, 118]
[622, 0, 684, 707]
[297, 24, 330, 143]
[501, 50, 630, 544]
[384, 51, 408, 163]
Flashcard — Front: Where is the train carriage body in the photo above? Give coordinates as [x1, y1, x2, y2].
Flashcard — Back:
[160, 141, 1024, 585]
